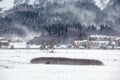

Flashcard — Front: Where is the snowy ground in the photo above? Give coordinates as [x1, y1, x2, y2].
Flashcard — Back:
[0, 49, 120, 80]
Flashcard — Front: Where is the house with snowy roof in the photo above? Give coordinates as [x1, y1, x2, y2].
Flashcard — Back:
[0, 37, 10, 48]
[9, 39, 26, 49]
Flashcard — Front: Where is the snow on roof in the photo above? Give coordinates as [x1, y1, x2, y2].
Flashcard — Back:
[0, 37, 5, 40]
[12, 38, 23, 42]
[91, 41, 109, 44]
[74, 40, 87, 42]
[115, 38, 120, 40]
[90, 35, 109, 38]
[0, 37, 9, 43]
[89, 35, 120, 39]
[0, 40, 9, 43]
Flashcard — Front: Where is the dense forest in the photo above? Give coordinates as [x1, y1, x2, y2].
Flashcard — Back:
[0, 0, 120, 43]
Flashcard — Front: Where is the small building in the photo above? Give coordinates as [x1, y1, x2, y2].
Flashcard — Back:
[73, 35, 120, 49]
[89, 35, 116, 41]
[27, 44, 40, 48]
[54, 44, 67, 49]
[0, 37, 9, 48]
[115, 38, 120, 47]
[88, 35, 118, 49]
[74, 40, 87, 48]
[90, 41, 109, 49]
[9, 39, 26, 48]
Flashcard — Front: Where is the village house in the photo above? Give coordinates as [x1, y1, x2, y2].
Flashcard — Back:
[114, 38, 120, 49]
[54, 44, 68, 49]
[88, 35, 119, 49]
[9, 39, 26, 49]
[0, 37, 10, 48]
[27, 44, 40, 49]
[73, 35, 120, 49]
[74, 40, 87, 48]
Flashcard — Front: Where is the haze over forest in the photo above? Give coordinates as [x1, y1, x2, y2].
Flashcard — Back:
[0, 0, 120, 42]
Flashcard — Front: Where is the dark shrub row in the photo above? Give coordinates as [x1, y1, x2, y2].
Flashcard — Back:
[31, 57, 104, 65]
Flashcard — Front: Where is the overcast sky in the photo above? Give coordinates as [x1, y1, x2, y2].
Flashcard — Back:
[0, 0, 110, 12]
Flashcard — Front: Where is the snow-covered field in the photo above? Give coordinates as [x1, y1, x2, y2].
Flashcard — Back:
[0, 49, 120, 80]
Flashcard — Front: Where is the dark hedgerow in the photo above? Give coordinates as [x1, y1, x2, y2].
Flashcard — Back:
[31, 57, 104, 65]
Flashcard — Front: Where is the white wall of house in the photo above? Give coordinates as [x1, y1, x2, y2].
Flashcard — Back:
[9, 42, 26, 48]
[54, 44, 67, 48]
[28, 44, 40, 48]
